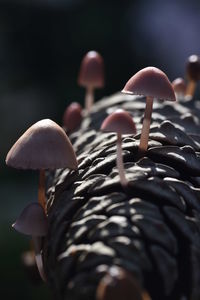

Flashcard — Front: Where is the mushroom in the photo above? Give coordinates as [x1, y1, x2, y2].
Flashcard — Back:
[78, 51, 104, 112]
[122, 67, 176, 154]
[185, 55, 200, 98]
[172, 77, 186, 100]
[62, 102, 82, 133]
[96, 266, 151, 300]
[6, 119, 78, 212]
[101, 109, 136, 188]
[12, 202, 48, 281]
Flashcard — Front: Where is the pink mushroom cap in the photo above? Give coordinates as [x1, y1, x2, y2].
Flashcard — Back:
[78, 51, 104, 88]
[172, 77, 186, 94]
[13, 202, 48, 236]
[101, 109, 136, 135]
[122, 67, 176, 101]
[63, 102, 82, 131]
[6, 119, 78, 170]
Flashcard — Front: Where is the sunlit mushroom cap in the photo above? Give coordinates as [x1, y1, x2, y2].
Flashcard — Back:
[186, 55, 200, 81]
[172, 77, 186, 94]
[122, 67, 176, 101]
[101, 109, 136, 135]
[78, 51, 104, 88]
[13, 202, 48, 236]
[6, 119, 78, 170]
[63, 102, 82, 132]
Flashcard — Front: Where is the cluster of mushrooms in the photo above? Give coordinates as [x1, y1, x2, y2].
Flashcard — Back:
[6, 52, 200, 284]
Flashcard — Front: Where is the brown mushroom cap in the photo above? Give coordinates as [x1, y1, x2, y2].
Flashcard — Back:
[122, 67, 176, 101]
[12, 202, 48, 236]
[186, 54, 200, 81]
[6, 119, 78, 170]
[96, 266, 143, 300]
[78, 51, 104, 88]
[101, 109, 136, 135]
[172, 77, 186, 94]
[63, 102, 82, 131]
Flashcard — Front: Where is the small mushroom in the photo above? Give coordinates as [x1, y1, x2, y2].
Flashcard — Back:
[185, 55, 200, 98]
[62, 102, 82, 133]
[101, 109, 136, 188]
[96, 266, 150, 300]
[13, 202, 48, 281]
[78, 51, 104, 112]
[6, 119, 78, 212]
[172, 77, 186, 100]
[122, 67, 176, 153]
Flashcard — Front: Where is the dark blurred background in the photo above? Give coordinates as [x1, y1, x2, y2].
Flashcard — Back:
[1, 0, 200, 299]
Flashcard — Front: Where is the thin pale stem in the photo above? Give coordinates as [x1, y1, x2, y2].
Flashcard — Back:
[185, 80, 196, 98]
[139, 96, 153, 154]
[175, 92, 185, 101]
[117, 133, 128, 188]
[85, 86, 94, 112]
[38, 170, 46, 213]
[32, 236, 46, 282]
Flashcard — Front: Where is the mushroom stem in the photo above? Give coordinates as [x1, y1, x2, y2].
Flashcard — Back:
[116, 133, 128, 188]
[139, 96, 153, 154]
[176, 92, 185, 101]
[85, 86, 94, 112]
[38, 170, 46, 212]
[185, 80, 196, 97]
[32, 236, 46, 282]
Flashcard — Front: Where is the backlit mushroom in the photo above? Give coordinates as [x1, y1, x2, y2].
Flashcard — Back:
[78, 51, 104, 112]
[185, 55, 200, 98]
[62, 102, 82, 133]
[13, 202, 48, 281]
[6, 119, 78, 212]
[122, 67, 176, 153]
[101, 109, 136, 188]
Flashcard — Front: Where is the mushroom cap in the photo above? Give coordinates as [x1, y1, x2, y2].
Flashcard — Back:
[78, 51, 104, 88]
[186, 54, 200, 81]
[101, 109, 136, 135]
[63, 102, 82, 132]
[172, 77, 186, 94]
[12, 202, 48, 236]
[6, 119, 78, 170]
[122, 67, 176, 101]
[96, 266, 143, 300]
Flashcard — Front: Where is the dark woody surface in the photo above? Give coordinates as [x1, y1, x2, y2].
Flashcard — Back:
[44, 93, 200, 300]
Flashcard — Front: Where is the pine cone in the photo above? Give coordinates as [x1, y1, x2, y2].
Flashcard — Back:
[44, 93, 200, 300]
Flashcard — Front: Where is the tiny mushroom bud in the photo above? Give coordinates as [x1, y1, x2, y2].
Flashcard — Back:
[13, 202, 48, 281]
[122, 67, 176, 154]
[78, 51, 104, 112]
[96, 266, 150, 300]
[172, 77, 186, 99]
[62, 102, 82, 133]
[6, 119, 78, 212]
[101, 109, 136, 188]
[185, 54, 200, 98]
